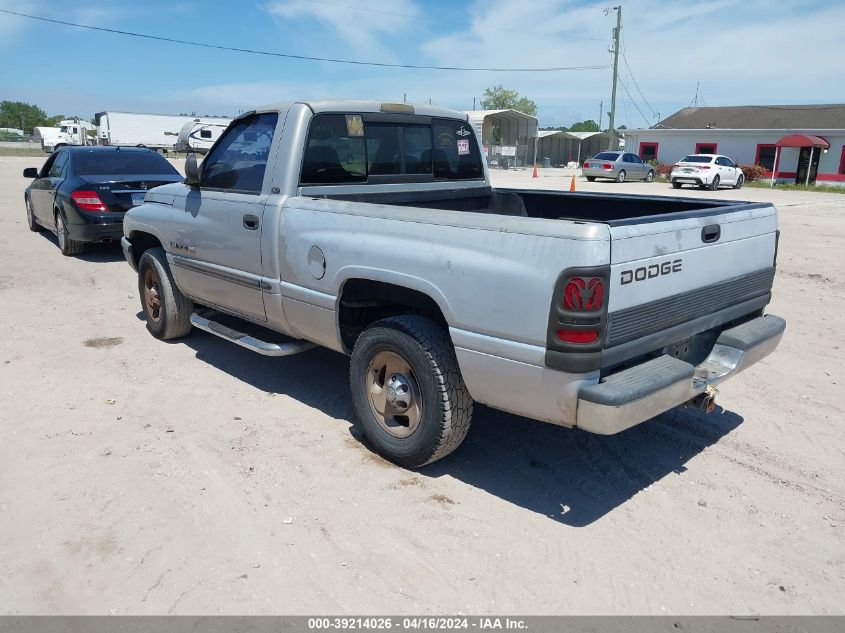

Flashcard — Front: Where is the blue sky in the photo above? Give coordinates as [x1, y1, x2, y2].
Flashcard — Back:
[2, 0, 844, 128]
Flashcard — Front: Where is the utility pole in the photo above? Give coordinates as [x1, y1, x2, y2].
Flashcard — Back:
[607, 5, 621, 150]
[598, 100, 603, 130]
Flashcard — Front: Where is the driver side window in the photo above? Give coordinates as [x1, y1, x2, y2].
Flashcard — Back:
[201, 113, 278, 194]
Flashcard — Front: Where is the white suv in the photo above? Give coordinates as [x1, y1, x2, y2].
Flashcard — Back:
[670, 154, 744, 190]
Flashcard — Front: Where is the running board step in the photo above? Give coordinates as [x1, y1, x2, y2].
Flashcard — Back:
[190, 311, 316, 357]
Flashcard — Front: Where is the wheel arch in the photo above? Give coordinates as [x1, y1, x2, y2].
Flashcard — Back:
[336, 277, 452, 353]
[127, 230, 164, 268]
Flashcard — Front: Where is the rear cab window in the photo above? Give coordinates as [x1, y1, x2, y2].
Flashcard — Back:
[300, 113, 483, 185]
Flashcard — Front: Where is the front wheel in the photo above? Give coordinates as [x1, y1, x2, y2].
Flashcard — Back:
[25, 197, 40, 232]
[672, 181, 682, 189]
[615, 170, 626, 183]
[734, 174, 745, 189]
[644, 170, 655, 183]
[586, 176, 596, 182]
[708, 174, 721, 191]
[137, 247, 193, 340]
[350, 315, 473, 468]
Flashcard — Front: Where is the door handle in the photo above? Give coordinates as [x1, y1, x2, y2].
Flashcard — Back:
[701, 224, 721, 243]
[243, 214, 259, 230]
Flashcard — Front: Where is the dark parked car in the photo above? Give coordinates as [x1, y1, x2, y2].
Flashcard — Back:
[23, 146, 182, 256]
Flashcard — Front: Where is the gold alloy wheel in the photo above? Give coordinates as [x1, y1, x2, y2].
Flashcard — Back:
[142, 268, 162, 323]
[366, 350, 422, 438]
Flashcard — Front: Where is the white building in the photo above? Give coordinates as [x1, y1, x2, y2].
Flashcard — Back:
[623, 104, 845, 186]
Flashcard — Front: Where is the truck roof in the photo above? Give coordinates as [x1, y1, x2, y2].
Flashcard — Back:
[252, 100, 469, 121]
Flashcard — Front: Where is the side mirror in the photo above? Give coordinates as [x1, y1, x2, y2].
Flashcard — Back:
[23, 167, 39, 179]
[184, 153, 200, 187]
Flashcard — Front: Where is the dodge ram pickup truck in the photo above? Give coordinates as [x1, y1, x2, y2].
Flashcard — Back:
[121, 100, 785, 468]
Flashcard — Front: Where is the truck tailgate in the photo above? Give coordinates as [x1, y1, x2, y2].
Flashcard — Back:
[604, 203, 778, 362]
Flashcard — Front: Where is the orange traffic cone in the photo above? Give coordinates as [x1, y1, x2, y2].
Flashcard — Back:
[531, 162, 538, 178]
[569, 175, 576, 192]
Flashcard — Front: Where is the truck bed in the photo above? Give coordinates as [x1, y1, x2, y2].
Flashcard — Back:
[326, 185, 754, 225]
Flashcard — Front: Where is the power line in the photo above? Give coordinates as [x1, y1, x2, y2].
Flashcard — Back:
[620, 40, 657, 119]
[0, 9, 611, 72]
[617, 77, 651, 127]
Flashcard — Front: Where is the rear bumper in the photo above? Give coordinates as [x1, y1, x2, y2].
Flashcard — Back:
[671, 173, 708, 185]
[576, 314, 785, 434]
[582, 168, 617, 179]
[68, 220, 125, 243]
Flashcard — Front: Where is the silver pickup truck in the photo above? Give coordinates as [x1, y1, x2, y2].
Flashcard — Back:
[121, 100, 785, 467]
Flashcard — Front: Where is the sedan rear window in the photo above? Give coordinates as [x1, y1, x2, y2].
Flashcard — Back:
[680, 155, 714, 163]
[74, 151, 181, 176]
[593, 152, 620, 160]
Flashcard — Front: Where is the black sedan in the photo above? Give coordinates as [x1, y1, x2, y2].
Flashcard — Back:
[23, 146, 182, 256]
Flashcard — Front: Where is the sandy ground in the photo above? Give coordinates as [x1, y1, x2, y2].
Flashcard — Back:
[0, 156, 842, 615]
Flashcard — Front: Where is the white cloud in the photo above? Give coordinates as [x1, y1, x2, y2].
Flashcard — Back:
[265, 0, 420, 58]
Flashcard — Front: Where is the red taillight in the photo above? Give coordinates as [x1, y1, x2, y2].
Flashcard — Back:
[698, 165, 711, 170]
[557, 328, 598, 344]
[602, 163, 613, 170]
[583, 161, 589, 168]
[71, 190, 107, 212]
[673, 164, 681, 168]
[563, 277, 604, 311]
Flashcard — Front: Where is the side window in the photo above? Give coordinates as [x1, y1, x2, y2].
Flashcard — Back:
[201, 113, 278, 194]
[39, 153, 58, 178]
[200, 129, 212, 139]
[49, 152, 68, 178]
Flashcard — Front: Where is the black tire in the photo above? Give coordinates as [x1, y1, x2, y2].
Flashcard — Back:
[137, 247, 193, 340]
[350, 315, 473, 468]
[55, 211, 84, 256]
[25, 197, 40, 232]
[708, 174, 720, 191]
[586, 176, 596, 182]
[644, 170, 655, 183]
[672, 181, 682, 189]
[734, 174, 745, 189]
[615, 170, 626, 183]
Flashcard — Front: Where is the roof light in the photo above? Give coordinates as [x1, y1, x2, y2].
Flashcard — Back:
[379, 103, 415, 114]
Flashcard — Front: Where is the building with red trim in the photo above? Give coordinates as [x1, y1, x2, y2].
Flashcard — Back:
[622, 104, 845, 186]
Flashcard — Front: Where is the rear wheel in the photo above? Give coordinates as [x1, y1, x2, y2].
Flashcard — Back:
[644, 170, 655, 183]
[586, 176, 596, 182]
[137, 247, 193, 340]
[55, 212, 84, 256]
[734, 174, 745, 189]
[615, 170, 626, 183]
[350, 315, 473, 468]
[25, 197, 40, 232]
[672, 181, 682, 189]
[708, 174, 721, 191]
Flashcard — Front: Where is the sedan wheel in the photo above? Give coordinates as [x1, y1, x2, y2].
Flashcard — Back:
[615, 170, 626, 183]
[25, 197, 40, 232]
[734, 174, 745, 189]
[708, 174, 721, 191]
[644, 170, 655, 183]
[56, 213, 84, 256]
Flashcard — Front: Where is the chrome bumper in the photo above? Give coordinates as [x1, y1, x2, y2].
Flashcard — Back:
[576, 314, 786, 435]
[121, 236, 136, 271]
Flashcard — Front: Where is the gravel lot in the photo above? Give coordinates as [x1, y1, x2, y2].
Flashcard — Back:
[0, 157, 842, 615]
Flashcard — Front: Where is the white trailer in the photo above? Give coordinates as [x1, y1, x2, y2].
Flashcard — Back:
[95, 111, 229, 152]
[175, 119, 232, 153]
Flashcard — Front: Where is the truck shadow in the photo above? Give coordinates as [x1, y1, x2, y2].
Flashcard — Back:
[182, 330, 743, 527]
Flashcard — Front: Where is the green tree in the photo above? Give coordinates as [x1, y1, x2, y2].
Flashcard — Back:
[568, 119, 600, 132]
[0, 101, 49, 129]
[481, 85, 538, 117]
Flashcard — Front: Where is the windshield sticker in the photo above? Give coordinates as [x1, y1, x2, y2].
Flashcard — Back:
[456, 125, 471, 137]
[345, 114, 364, 137]
[457, 139, 470, 155]
[437, 132, 453, 148]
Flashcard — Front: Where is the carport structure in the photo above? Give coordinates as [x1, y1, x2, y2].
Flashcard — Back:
[530, 130, 610, 168]
[466, 109, 538, 167]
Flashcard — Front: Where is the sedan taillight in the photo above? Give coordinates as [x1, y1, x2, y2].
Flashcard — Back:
[602, 163, 613, 170]
[71, 190, 108, 212]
